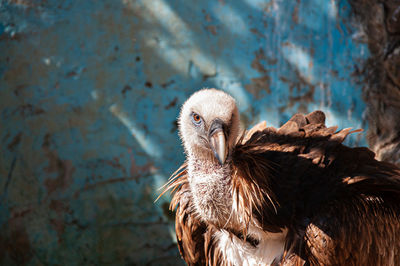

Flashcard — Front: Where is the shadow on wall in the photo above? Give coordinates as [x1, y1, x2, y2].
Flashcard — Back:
[0, 0, 368, 264]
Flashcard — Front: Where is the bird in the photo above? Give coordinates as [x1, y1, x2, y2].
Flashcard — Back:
[160, 88, 400, 266]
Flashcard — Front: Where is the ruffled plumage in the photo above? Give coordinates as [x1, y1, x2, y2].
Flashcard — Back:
[161, 110, 400, 265]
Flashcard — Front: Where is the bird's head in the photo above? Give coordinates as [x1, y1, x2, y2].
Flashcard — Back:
[178, 89, 240, 165]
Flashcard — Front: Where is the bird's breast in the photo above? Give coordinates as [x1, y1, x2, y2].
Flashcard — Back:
[214, 227, 287, 266]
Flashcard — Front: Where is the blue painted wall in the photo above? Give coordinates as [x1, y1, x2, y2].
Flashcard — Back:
[0, 0, 368, 265]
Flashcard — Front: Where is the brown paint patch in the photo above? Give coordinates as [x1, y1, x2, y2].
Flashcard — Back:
[289, 86, 315, 106]
[73, 152, 155, 198]
[66, 68, 86, 78]
[122, 85, 132, 96]
[73, 173, 154, 198]
[129, 154, 155, 181]
[66, 70, 78, 78]
[10, 208, 32, 219]
[68, 219, 88, 230]
[202, 9, 212, 22]
[292, 5, 299, 24]
[164, 97, 178, 110]
[251, 48, 268, 73]
[42, 134, 75, 196]
[279, 76, 291, 83]
[330, 69, 339, 77]
[161, 80, 175, 88]
[251, 48, 277, 72]
[247, 49, 274, 99]
[13, 104, 45, 117]
[279, 70, 316, 111]
[145, 81, 153, 88]
[42, 133, 52, 148]
[0, 31, 25, 42]
[49, 199, 71, 214]
[8, 0, 34, 7]
[13, 84, 28, 96]
[250, 28, 264, 39]
[310, 47, 315, 57]
[44, 158, 75, 195]
[205, 25, 217, 35]
[49, 218, 65, 243]
[245, 76, 271, 99]
[101, 157, 127, 175]
[7, 132, 22, 151]
[202, 72, 217, 81]
[48, 200, 72, 245]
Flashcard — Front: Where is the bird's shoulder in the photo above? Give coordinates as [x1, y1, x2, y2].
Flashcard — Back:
[231, 110, 400, 237]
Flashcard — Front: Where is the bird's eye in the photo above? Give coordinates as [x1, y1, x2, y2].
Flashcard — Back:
[191, 113, 202, 125]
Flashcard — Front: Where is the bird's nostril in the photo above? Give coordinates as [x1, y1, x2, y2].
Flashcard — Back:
[208, 119, 226, 137]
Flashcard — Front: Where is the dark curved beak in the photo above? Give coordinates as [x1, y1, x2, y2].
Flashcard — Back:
[208, 119, 228, 165]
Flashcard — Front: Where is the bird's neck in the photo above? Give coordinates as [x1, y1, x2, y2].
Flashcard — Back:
[187, 150, 233, 226]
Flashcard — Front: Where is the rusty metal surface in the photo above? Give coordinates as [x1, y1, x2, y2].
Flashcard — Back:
[0, 0, 368, 265]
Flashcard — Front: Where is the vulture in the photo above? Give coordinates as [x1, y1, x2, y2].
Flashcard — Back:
[160, 88, 400, 265]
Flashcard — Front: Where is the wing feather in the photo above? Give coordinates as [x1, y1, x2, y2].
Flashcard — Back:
[231, 110, 400, 265]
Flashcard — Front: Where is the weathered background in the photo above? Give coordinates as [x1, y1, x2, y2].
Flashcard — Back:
[1, 0, 398, 265]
